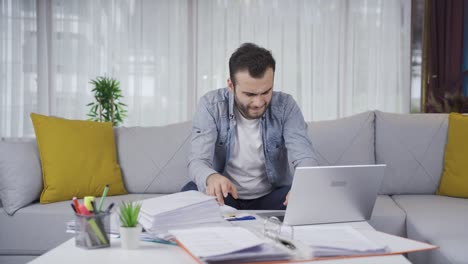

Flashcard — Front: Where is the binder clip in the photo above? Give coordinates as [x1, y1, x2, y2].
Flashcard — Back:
[263, 216, 295, 250]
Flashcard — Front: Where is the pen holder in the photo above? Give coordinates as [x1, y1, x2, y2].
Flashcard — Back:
[75, 212, 111, 249]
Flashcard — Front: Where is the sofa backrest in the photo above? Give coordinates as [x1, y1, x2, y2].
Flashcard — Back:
[0, 122, 193, 215]
[114, 121, 192, 194]
[307, 111, 376, 166]
[0, 110, 451, 213]
[375, 111, 448, 195]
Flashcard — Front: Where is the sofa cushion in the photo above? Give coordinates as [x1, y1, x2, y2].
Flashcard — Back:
[115, 121, 192, 194]
[0, 141, 42, 215]
[368, 195, 406, 237]
[375, 111, 448, 194]
[393, 195, 468, 264]
[437, 113, 468, 198]
[30, 113, 127, 203]
[308, 111, 375, 166]
[0, 193, 161, 255]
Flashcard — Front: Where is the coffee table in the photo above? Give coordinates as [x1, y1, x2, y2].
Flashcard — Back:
[29, 216, 411, 264]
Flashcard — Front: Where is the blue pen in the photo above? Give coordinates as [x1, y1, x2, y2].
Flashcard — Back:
[141, 238, 178, 246]
[227, 215, 256, 221]
[104, 202, 115, 213]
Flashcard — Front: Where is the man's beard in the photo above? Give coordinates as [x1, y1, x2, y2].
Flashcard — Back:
[234, 97, 268, 120]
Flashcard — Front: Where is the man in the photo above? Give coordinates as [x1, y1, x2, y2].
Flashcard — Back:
[182, 43, 318, 210]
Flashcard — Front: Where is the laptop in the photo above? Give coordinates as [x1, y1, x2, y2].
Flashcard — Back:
[258, 165, 385, 225]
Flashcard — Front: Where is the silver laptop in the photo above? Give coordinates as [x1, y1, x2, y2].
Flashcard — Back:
[260, 165, 385, 225]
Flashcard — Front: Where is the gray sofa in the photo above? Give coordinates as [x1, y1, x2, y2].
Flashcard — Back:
[0, 110, 466, 264]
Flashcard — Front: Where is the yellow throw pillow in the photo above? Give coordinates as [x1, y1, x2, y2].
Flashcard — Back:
[31, 113, 127, 203]
[437, 113, 468, 198]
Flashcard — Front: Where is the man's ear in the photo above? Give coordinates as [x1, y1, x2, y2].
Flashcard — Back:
[227, 78, 234, 93]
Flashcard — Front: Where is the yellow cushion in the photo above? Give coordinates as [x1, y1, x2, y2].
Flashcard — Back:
[31, 113, 127, 203]
[437, 113, 468, 198]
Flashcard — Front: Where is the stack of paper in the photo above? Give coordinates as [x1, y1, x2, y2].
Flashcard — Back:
[138, 191, 226, 235]
[292, 225, 389, 257]
[169, 226, 291, 263]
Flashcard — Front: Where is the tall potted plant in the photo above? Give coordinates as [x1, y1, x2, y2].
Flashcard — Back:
[118, 201, 142, 249]
[87, 76, 127, 126]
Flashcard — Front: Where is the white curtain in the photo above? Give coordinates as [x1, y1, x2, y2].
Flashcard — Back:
[1, 0, 190, 138]
[196, 0, 411, 121]
[0, 0, 411, 138]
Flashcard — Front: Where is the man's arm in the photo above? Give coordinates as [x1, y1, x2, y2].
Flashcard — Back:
[187, 97, 219, 193]
[187, 97, 239, 204]
[283, 96, 319, 168]
[282, 96, 318, 206]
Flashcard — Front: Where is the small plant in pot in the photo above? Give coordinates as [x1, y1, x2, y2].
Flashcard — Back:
[118, 201, 142, 249]
[87, 76, 127, 127]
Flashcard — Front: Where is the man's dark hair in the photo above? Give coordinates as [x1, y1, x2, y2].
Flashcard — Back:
[229, 43, 276, 87]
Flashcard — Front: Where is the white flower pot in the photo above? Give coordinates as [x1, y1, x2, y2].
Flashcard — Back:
[120, 225, 141, 249]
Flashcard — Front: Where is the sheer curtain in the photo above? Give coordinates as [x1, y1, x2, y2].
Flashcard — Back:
[196, 0, 411, 121]
[1, 0, 411, 138]
[1, 0, 190, 138]
[50, 0, 190, 127]
[1, 0, 38, 138]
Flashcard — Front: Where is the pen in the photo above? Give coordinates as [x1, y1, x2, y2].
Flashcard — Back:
[98, 184, 109, 212]
[87, 218, 107, 245]
[78, 204, 91, 216]
[72, 197, 81, 214]
[141, 238, 178, 246]
[90, 200, 110, 244]
[104, 202, 115, 213]
[277, 237, 296, 250]
[226, 216, 256, 221]
[70, 203, 77, 213]
[84, 196, 95, 212]
[90, 200, 98, 213]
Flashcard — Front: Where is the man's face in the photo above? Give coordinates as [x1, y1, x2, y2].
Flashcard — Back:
[227, 68, 274, 120]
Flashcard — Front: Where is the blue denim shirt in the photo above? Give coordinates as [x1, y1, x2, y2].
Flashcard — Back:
[188, 88, 318, 193]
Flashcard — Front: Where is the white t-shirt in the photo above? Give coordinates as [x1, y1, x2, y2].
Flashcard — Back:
[224, 107, 273, 199]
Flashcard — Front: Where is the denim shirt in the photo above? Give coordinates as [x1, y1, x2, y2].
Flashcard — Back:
[188, 87, 318, 193]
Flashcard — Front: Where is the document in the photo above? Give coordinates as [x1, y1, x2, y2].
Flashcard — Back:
[138, 191, 226, 234]
[169, 226, 291, 263]
[170, 227, 264, 257]
[291, 225, 389, 257]
[140, 190, 216, 216]
[169, 224, 438, 263]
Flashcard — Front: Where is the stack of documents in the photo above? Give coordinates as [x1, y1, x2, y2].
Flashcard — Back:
[138, 191, 226, 235]
[292, 225, 389, 257]
[169, 226, 291, 263]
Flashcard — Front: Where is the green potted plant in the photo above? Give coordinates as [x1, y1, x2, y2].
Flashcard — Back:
[87, 76, 127, 127]
[118, 201, 142, 249]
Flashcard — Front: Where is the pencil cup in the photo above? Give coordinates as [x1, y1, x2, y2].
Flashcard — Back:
[75, 212, 111, 249]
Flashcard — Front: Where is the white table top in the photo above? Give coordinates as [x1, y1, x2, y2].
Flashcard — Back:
[28, 237, 410, 264]
[29, 216, 411, 264]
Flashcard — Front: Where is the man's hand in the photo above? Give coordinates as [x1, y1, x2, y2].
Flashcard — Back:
[206, 173, 238, 205]
[283, 191, 290, 206]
